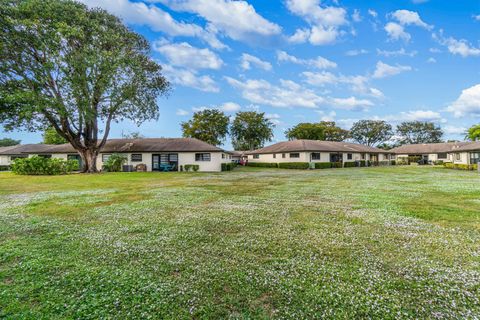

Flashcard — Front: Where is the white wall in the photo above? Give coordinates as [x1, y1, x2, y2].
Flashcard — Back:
[453, 152, 469, 165]
[247, 152, 387, 163]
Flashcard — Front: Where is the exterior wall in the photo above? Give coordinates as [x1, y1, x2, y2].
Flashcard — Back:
[452, 152, 469, 165]
[247, 152, 310, 163]
[394, 153, 453, 163]
[247, 152, 388, 163]
[0, 155, 10, 166]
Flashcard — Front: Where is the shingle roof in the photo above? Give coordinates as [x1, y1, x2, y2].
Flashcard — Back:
[454, 141, 480, 152]
[247, 140, 388, 154]
[0, 138, 224, 155]
[390, 142, 473, 154]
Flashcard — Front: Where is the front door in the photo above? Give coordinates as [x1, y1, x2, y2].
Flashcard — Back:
[152, 154, 178, 171]
[330, 153, 343, 163]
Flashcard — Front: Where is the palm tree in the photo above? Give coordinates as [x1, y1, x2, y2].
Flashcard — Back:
[466, 124, 480, 141]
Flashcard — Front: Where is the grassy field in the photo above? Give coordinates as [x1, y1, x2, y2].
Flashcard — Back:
[0, 166, 479, 319]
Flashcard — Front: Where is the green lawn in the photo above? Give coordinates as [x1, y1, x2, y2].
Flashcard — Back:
[1, 166, 479, 319]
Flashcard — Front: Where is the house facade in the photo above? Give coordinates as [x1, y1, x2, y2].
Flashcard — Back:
[246, 140, 393, 165]
[390, 142, 474, 164]
[0, 138, 232, 172]
[450, 142, 480, 165]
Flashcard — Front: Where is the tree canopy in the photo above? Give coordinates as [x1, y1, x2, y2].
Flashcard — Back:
[350, 120, 393, 146]
[43, 127, 67, 144]
[396, 121, 443, 145]
[231, 111, 274, 151]
[285, 121, 349, 142]
[467, 124, 480, 141]
[181, 109, 229, 146]
[0, 138, 21, 147]
[0, 0, 169, 172]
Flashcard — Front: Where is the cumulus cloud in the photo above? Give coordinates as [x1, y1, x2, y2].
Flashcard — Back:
[345, 49, 368, 56]
[153, 0, 281, 42]
[352, 9, 362, 22]
[474, 14, 480, 22]
[391, 10, 433, 30]
[240, 53, 272, 71]
[372, 61, 412, 78]
[154, 42, 223, 69]
[225, 77, 325, 108]
[396, 110, 443, 122]
[368, 9, 378, 18]
[446, 84, 480, 117]
[277, 51, 337, 69]
[79, 0, 226, 49]
[433, 32, 480, 57]
[176, 108, 189, 116]
[218, 102, 241, 112]
[162, 65, 219, 92]
[385, 22, 411, 42]
[287, 28, 311, 44]
[376, 48, 417, 57]
[330, 97, 374, 111]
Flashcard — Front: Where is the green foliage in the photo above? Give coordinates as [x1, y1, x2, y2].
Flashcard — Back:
[396, 121, 443, 145]
[103, 154, 127, 172]
[434, 160, 444, 165]
[344, 161, 356, 168]
[231, 111, 274, 150]
[444, 163, 478, 170]
[122, 131, 145, 139]
[0, 0, 169, 172]
[315, 162, 332, 169]
[221, 162, 237, 171]
[466, 124, 480, 141]
[408, 156, 422, 164]
[0, 165, 11, 171]
[11, 156, 77, 175]
[350, 120, 393, 146]
[278, 162, 310, 169]
[0, 138, 21, 147]
[43, 127, 67, 144]
[246, 162, 278, 168]
[332, 162, 343, 168]
[184, 164, 200, 172]
[181, 109, 229, 146]
[285, 121, 349, 142]
[390, 160, 396, 165]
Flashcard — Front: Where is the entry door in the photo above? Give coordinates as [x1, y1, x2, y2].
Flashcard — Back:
[152, 154, 179, 171]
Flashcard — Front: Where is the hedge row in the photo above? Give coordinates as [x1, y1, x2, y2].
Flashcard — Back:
[278, 162, 310, 169]
[247, 161, 395, 170]
[221, 162, 237, 171]
[444, 163, 478, 171]
[0, 165, 10, 171]
[11, 156, 78, 175]
[246, 162, 279, 168]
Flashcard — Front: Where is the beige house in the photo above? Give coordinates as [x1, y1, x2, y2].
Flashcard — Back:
[450, 142, 480, 165]
[0, 138, 231, 172]
[246, 140, 393, 165]
[390, 142, 473, 164]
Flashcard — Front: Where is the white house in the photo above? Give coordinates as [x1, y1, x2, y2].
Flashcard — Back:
[390, 142, 473, 164]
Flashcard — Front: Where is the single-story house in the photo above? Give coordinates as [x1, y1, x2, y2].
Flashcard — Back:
[0, 138, 232, 172]
[390, 142, 472, 164]
[246, 140, 394, 165]
[450, 141, 480, 165]
[228, 150, 247, 163]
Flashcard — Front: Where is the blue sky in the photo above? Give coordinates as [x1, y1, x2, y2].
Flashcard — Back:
[2, 0, 480, 148]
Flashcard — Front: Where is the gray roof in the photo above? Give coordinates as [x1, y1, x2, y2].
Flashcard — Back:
[247, 140, 388, 154]
[455, 141, 480, 152]
[0, 138, 224, 155]
[390, 142, 473, 154]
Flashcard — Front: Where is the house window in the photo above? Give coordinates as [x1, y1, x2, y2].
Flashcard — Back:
[361, 153, 366, 160]
[438, 153, 447, 159]
[253, 154, 259, 159]
[102, 154, 111, 162]
[195, 153, 211, 161]
[10, 155, 27, 160]
[222, 154, 225, 159]
[131, 154, 142, 162]
[38, 154, 52, 159]
[470, 152, 480, 164]
[311, 152, 321, 160]
[347, 153, 353, 160]
[273, 154, 276, 159]
[456, 153, 461, 161]
[290, 153, 300, 158]
[282, 153, 286, 158]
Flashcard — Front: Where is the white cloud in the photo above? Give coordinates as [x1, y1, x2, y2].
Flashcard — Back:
[176, 108, 189, 116]
[218, 102, 241, 112]
[391, 10, 432, 30]
[162, 65, 219, 92]
[287, 28, 311, 44]
[368, 9, 378, 18]
[474, 14, 480, 22]
[446, 84, 480, 117]
[154, 42, 223, 69]
[443, 125, 467, 135]
[384, 22, 411, 42]
[345, 49, 368, 56]
[376, 48, 417, 57]
[427, 57, 437, 63]
[396, 110, 443, 122]
[285, 0, 348, 45]
[225, 77, 325, 108]
[433, 32, 480, 57]
[79, 0, 226, 49]
[352, 9, 362, 22]
[155, 0, 281, 42]
[330, 97, 374, 111]
[277, 51, 337, 69]
[240, 54, 272, 71]
[372, 61, 412, 78]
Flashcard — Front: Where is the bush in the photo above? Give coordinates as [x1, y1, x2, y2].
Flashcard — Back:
[434, 160, 444, 165]
[221, 162, 237, 171]
[103, 154, 127, 172]
[11, 156, 77, 175]
[396, 158, 408, 165]
[314, 162, 332, 169]
[278, 162, 309, 169]
[179, 165, 183, 172]
[378, 161, 391, 166]
[408, 156, 421, 164]
[390, 160, 396, 165]
[247, 162, 278, 168]
[358, 160, 366, 167]
[444, 163, 478, 171]
[332, 162, 343, 168]
[0, 165, 10, 171]
[184, 164, 200, 172]
[344, 161, 356, 168]
[444, 163, 454, 169]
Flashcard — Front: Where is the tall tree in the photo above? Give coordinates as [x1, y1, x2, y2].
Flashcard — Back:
[231, 111, 274, 150]
[285, 121, 349, 142]
[181, 109, 229, 146]
[0, 138, 21, 147]
[396, 121, 443, 145]
[466, 124, 480, 141]
[350, 120, 393, 146]
[43, 127, 67, 144]
[0, 0, 169, 172]
[122, 131, 145, 139]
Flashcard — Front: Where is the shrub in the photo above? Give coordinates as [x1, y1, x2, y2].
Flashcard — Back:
[179, 165, 183, 172]
[314, 162, 332, 169]
[332, 162, 343, 168]
[408, 156, 421, 164]
[434, 160, 444, 165]
[184, 164, 200, 172]
[344, 161, 356, 168]
[443, 163, 478, 171]
[247, 162, 278, 168]
[278, 162, 309, 169]
[192, 165, 199, 172]
[443, 163, 454, 169]
[221, 163, 237, 171]
[11, 156, 77, 175]
[378, 161, 390, 166]
[0, 165, 10, 171]
[103, 154, 127, 172]
[396, 158, 408, 165]
[390, 160, 396, 165]
[358, 160, 366, 167]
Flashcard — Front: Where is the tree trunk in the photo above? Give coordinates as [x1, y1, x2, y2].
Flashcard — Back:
[79, 149, 99, 173]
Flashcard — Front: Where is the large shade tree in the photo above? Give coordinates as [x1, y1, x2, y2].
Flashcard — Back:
[181, 109, 229, 146]
[285, 121, 349, 142]
[43, 127, 67, 144]
[231, 111, 274, 150]
[350, 120, 393, 146]
[0, 0, 169, 172]
[396, 121, 443, 145]
[467, 124, 480, 141]
[0, 138, 21, 147]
